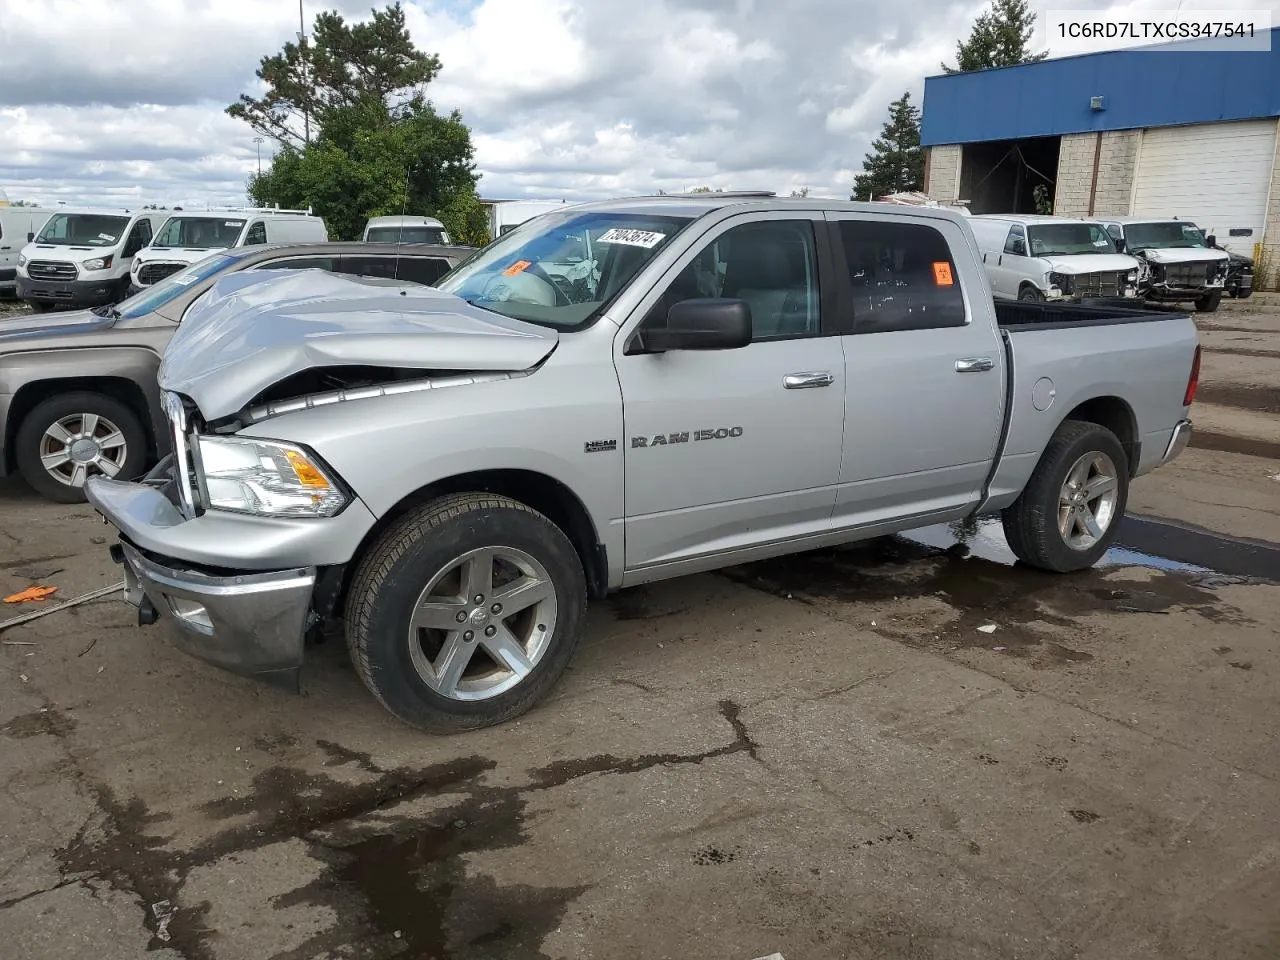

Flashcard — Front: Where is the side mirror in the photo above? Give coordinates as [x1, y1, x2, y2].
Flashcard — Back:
[27, 232, 34, 242]
[1114, 237, 1126, 253]
[644, 298, 753, 352]
[1206, 234, 1217, 248]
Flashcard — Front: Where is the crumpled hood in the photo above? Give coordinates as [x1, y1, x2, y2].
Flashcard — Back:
[158, 268, 559, 420]
[0, 308, 114, 344]
[1041, 253, 1138, 275]
[1135, 247, 1230, 266]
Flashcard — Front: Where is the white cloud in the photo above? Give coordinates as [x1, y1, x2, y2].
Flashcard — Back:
[3, 0, 1258, 212]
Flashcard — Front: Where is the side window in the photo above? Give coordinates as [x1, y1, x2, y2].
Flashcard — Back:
[123, 220, 151, 257]
[838, 219, 967, 334]
[1003, 225, 1027, 256]
[386, 256, 452, 286]
[641, 220, 821, 340]
[254, 256, 337, 272]
[1106, 223, 1123, 241]
[244, 221, 267, 245]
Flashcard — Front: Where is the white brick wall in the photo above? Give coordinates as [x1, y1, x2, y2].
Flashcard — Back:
[1053, 131, 1139, 218]
[926, 145, 962, 203]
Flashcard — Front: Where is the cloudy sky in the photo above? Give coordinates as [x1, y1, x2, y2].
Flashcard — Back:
[0, 0, 1273, 209]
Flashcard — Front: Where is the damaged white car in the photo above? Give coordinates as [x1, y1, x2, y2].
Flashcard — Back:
[1100, 218, 1230, 313]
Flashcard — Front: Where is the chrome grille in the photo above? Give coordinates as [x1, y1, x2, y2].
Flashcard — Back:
[1073, 271, 1124, 297]
[138, 262, 184, 285]
[26, 260, 78, 281]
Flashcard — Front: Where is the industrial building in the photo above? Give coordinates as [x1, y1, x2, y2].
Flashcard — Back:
[920, 26, 1280, 275]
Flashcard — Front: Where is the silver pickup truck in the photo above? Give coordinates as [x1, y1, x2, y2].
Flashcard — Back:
[85, 194, 1201, 734]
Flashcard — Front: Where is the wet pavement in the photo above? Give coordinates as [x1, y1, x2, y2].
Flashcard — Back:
[2, 463, 1280, 960]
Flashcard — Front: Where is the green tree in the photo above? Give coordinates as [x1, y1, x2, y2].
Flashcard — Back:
[230, 2, 483, 242]
[851, 92, 923, 201]
[942, 0, 1048, 73]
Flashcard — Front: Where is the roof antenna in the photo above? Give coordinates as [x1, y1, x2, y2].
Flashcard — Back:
[393, 164, 413, 284]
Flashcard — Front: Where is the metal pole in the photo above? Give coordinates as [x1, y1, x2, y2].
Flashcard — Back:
[299, 0, 310, 144]
[253, 136, 263, 175]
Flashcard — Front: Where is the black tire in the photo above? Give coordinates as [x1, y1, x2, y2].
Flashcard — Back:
[1195, 290, 1222, 313]
[30, 301, 56, 313]
[14, 392, 148, 503]
[1018, 284, 1045, 302]
[345, 493, 587, 733]
[1000, 419, 1129, 573]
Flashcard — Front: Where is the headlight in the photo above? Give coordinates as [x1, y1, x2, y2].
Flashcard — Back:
[17, 253, 28, 268]
[83, 255, 114, 271]
[195, 436, 349, 518]
[1049, 272, 1071, 292]
[1127, 269, 1139, 282]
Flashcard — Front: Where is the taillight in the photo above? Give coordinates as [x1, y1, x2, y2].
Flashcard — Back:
[1183, 344, 1201, 407]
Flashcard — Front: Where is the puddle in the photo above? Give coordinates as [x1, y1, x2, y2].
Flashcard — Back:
[723, 514, 1260, 665]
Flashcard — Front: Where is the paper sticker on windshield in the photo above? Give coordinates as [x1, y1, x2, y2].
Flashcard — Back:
[225, 221, 243, 227]
[932, 261, 954, 286]
[502, 259, 531, 277]
[98, 233, 116, 242]
[597, 228, 666, 249]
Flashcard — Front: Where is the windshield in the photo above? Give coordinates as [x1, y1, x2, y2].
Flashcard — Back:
[110, 253, 240, 319]
[436, 211, 693, 328]
[1124, 221, 1208, 250]
[34, 213, 131, 247]
[1027, 223, 1117, 257]
[366, 226, 445, 244]
[153, 217, 245, 249]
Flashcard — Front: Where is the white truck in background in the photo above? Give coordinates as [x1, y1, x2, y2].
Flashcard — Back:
[129, 207, 328, 291]
[483, 198, 578, 238]
[0, 206, 55, 298]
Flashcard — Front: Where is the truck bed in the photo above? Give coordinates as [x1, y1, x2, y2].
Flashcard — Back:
[994, 299, 1187, 330]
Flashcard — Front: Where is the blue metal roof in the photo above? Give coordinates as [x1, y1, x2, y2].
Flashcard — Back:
[921, 27, 1280, 145]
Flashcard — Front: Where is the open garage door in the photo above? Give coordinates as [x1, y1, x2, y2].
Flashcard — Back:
[1131, 119, 1277, 255]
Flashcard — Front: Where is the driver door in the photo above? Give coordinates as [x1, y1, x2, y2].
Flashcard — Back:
[613, 213, 847, 575]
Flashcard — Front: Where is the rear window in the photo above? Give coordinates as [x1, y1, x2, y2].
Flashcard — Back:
[341, 255, 453, 286]
[365, 226, 446, 244]
[838, 219, 968, 333]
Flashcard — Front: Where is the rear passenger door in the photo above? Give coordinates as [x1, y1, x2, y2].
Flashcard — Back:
[825, 213, 1006, 528]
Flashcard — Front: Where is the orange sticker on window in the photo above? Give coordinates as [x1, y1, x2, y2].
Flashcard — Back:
[932, 261, 954, 286]
[502, 260, 532, 277]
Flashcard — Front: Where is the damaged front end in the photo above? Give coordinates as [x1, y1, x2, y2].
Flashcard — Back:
[87, 268, 560, 692]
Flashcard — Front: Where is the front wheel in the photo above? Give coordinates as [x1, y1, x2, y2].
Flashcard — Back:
[1018, 285, 1045, 302]
[345, 493, 587, 733]
[1001, 420, 1129, 572]
[14, 392, 148, 503]
[1195, 290, 1222, 313]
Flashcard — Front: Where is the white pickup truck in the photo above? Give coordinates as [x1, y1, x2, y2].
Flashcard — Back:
[85, 193, 1201, 734]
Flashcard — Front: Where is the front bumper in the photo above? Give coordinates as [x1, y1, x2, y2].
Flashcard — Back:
[112, 539, 315, 691]
[16, 275, 119, 306]
[1162, 419, 1192, 465]
[85, 463, 376, 691]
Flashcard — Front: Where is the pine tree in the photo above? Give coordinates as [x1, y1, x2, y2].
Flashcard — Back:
[941, 0, 1048, 73]
[851, 92, 923, 201]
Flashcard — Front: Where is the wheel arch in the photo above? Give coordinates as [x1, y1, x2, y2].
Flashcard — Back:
[4, 376, 158, 476]
[1059, 395, 1139, 476]
[318, 468, 610, 622]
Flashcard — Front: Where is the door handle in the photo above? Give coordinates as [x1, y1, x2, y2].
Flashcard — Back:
[784, 371, 834, 389]
[955, 357, 995, 373]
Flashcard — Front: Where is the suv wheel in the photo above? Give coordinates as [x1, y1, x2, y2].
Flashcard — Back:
[14, 392, 148, 503]
[1001, 419, 1129, 572]
[1195, 290, 1222, 313]
[1018, 285, 1045, 302]
[345, 493, 587, 733]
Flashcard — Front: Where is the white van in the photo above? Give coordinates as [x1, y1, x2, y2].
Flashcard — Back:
[129, 207, 328, 289]
[968, 214, 1142, 302]
[0, 206, 55, 298]
[15, 208, 170, 311]
[1098, 217, 1230, 312]
[361, 215, 451, 245]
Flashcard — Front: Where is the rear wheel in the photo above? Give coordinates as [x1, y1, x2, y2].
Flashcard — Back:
[345, 493, 587, 733]
[1195, 290, 1222, 313]
[1001, 419, 1129, 572]
[14, 392, 148, 503]
[1018, 284, 1045, 302]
